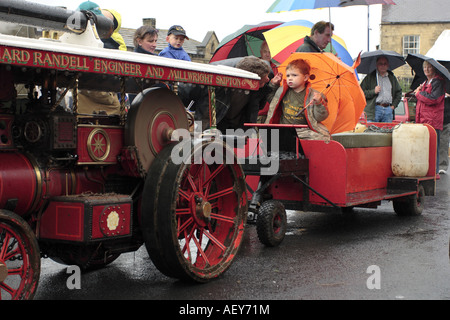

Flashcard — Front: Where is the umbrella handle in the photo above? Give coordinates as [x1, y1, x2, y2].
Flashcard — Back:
[295, 100, 314, 117]
[295, 87, 330, 117]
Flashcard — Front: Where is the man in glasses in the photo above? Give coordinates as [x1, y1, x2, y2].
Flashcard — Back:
[360, 56, 403, 123]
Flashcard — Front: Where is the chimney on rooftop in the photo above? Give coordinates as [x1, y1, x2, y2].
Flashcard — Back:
[143, 18, 156, 28]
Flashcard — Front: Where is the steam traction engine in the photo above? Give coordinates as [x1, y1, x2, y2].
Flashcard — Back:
[0, 1, 259, 299]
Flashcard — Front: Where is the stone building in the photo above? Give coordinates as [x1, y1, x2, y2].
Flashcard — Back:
[380, 0, 450, 90]
[119, 18, 219, 64]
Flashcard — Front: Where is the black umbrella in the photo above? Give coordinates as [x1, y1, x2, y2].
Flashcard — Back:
[209, 21, 282, 63]
[357, 50, 405, 74]
[406, 53, 450, 92]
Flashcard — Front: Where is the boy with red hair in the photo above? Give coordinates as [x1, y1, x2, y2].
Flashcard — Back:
[266, 59, 330, 141]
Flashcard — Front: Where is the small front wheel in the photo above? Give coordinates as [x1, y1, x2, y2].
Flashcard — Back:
[257, 200, 287, 247]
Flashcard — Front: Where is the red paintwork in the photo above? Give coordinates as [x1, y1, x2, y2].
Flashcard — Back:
[0, 151, 117, 220]
[77, 126, 124, 165]
[0, 45, 259, 91]
[117, 147, 143, 178]
[267, 176, 305, 202]
[0, 153, 38, 216]
[300, 141, 394, 206]
[242, 123, 437, 209]
[150, 113, 176, 155]
[39, 195, 132, 242]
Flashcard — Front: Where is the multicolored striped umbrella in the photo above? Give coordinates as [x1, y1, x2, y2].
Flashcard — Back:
[267, 0, 340, 12]
[266, 0, 396, 12]
[266, 0, 396, 51]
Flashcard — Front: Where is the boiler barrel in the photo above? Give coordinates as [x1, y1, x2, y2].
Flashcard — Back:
[0, 0, 113, 39]
[0, 152, 107, 217]
[0, 153, 40, 216]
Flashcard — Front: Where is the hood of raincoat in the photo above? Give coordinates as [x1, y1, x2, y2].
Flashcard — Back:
[102, 9, 127, 51]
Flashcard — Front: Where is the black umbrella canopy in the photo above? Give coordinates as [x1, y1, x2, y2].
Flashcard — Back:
[406, 53, 450, 92]
[210, 21, 282, 63]
[357, 50, 405, 74]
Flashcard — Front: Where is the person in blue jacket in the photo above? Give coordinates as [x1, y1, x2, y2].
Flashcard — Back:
[158, 25, 191, 61]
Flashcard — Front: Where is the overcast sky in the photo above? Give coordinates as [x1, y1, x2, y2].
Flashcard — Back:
[18, 0, 383, 58]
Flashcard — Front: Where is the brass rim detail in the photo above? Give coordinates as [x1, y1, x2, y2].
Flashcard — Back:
[87, 128, 111, 162]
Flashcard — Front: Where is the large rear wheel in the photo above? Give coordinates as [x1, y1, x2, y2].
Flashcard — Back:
[141, 139, 247, 282]
[0, 210, 40, 300]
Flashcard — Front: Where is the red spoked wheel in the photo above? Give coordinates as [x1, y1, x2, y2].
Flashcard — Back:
[0, 210, 40, 300]
[141, 139, 247, 282]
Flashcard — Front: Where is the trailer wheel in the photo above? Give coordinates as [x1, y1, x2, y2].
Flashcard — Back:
[141, 139, 247, 282]
[0, 210, 40, 300]
[393, 185, 425, 216]
[256, 200, 287, 247]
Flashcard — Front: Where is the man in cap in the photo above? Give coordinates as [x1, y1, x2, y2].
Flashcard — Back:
[159, 25, 191, 61]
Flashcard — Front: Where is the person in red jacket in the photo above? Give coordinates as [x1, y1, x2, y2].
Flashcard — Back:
[414, 60, 446, 174]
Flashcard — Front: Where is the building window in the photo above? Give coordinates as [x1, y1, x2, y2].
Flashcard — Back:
[403, 35, 420, 57]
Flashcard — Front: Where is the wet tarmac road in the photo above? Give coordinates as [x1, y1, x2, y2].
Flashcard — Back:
[34, 175, 450, 301]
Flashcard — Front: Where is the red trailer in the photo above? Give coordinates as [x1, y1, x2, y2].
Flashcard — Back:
[0, 1, 260, 299]
[241, 123, 437, 247]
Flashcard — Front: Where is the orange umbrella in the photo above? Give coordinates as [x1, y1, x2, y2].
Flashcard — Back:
[279, 52, 365, 134]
